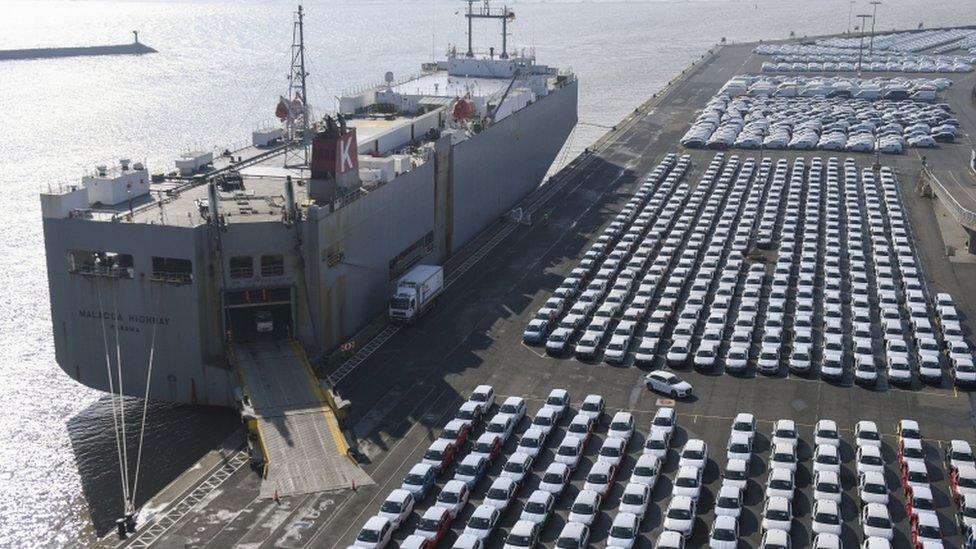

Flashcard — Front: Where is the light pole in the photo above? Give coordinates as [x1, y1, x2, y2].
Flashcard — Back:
[856, 14, 872, 74]
[847, 1, 856, 34]
[869, 1, 882, 56]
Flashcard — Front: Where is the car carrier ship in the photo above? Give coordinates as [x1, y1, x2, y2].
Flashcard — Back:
[40, 4, 577, 411]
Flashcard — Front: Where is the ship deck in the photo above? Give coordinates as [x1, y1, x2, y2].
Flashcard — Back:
[114, 41, 976, 549]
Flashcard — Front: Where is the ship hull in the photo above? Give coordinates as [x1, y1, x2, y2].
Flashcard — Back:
[43, 79, 578, 406]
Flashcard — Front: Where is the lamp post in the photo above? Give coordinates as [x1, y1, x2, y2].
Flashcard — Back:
[856, 14, 872, 75]
[847, 1, 856, 34]
[869, 1, 882, 56]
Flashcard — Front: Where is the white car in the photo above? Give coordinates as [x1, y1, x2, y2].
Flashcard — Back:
[947, 439, 976, 472]
[498, 396, 527, 424]
[814, 420, 840, 447]
[762, 496, 793, 532]
[903, 460, 931, 492]
[463, 505, 501, 541]
[651, 407, 677, 440]
[855, 421, 882, 449]
[858, 471, 888, 505]
[436, 480, 470, 518]
[714, 484, 743, 518]
[484, 477, 519, 510]
[568, 490, 601, 526]
[538, 462, 571, 497]
[516, 428, 546, 459]
[644, 371, 693, 398]
[857, 445, 885, 477]
[377, 489, 414, 529]
[772, 419, 798, 447]
[811, 499, 842, 535]
[813, 533, 841, 549]
[618, 482, 651, 518]
[679, 439, 709, 470]
[400, 535, 431, 549]
[709, 515, 739, 549]
[554, 436, 584, 470]
[355, 516, 393, 549]
[555, 522, 590, 549]
[770, 442, 798, 473]
[530, 407, 559, 438]
[813, 444, 841, 476]
[761, 529, 791, 549]
[727, 432, 753, 463]
[731, 413, 757, 443]
[543, 388, 570, 418]
[503, 520, 540, 549]
[453, 534, 482, 549]
[631, 453, 661, 487]
[607, 512, 640, 549]
[519, 490, 555, 525]
[814, 470, 842, 503]
[486, 415, 515, 443]
[673, 465, 703, 501]
[579, 394, 605, 422]
[664, 495, 697, 538]
[643, 429, 670, 459]
[656, 530, 686, 549]
[583, 461, 617, 498]
[608, 411, 635, 443]
[499, 453, 534, 485]
[766, 468, 795, 501]
[861, 503, 894, 540]
[724, 459, 749, 491]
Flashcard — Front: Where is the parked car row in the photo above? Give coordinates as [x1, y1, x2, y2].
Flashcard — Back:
[527, 149, 974, 391]
[754, 41, 975, 74]
[682, 76, 958, 152]
[814, 28, 976, 54]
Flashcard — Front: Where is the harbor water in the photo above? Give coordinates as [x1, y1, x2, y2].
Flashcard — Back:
[0, 0, 969, 546]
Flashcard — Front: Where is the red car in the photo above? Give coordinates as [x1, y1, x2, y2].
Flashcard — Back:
[414, 506, 452, 545]
[439, 419, 472, 448]
[422, 439, 457, 474]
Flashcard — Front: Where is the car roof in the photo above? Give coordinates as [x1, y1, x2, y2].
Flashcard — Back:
[770, 467, 792, 479]
[859, 445, 881, 456]
[423, 506, 450, 519]
[727, 458, 747, 470]
[562, 521, 588, 537]
[527, 490, 552, 503]
[508, 452, 532, 464]
[545, 462, 569, 473]
[460, 454, 485, 466]
[951, 439, 972, 451]
[364, 515, 390, 529]
[476, 432, 499, 443]
[576, 489, 600, 503]
[817, 469, 839, 481]
[443, 479, 467, 491]
[490, 476, 517, 489]
[714, 514, 737, 527]
[410, 463, 435, 474]
[815, 499, 839, 511]
[472, 504, 498, 518]
[548, 388, 568, 398]
[430, 439, 452, 450]
[719, 484, 740, 497]
[510, 520, 537, 534]
[473, 385, 493, 393]
[735, 412, 754, 422]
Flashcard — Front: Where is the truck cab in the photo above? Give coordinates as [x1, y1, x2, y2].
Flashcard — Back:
[389, 265, 444, 323]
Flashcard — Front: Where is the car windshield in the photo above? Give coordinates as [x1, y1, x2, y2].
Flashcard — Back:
[610, 526, 634, 539]
[818, 480, 839, 492]
[917, 525, 940, 538]
[546, 396, 565, 406]
[611, 421, 630, 431]
[500, 404, 519, 414]
[905, 447, 924, 459]
[654, 416, 672, 427]
[622, 493, 645, 505]
[487, 488, 509, 500]
[776, 429, 796, 439]
[713, 528, 736, 541]
[569, 423, 588, 434]
[866, 516, 890, 528]
[468, 516, 492, 529]
[534, 415, 553, 427]
[774, 452, 794, 463]
[558, 445, 579, 456]
[582, 402, 601, 412]
[424, 449, 442, 460]
[525, 501, 548, 514]
[725, 469, 746, 480]
[730, 443, 749, 453]
[953, 450, 974, 462]
[572, 503, 594, 515]
[556, 537, 582, 549]
[504, 462, 526, 473]
[487, 423, 505, 434]
[734, 422, 752, 432]
[475, 441, 494, 453]
[442, 428, 459, 440]
[418, 518, 441, 530]
[457, 409, 477, 420]
[457, 464, 478, 475]
[859, 430, 879, 440]
[675, 476, 698, 488]
[381, 500, 402, 513]
[770, 478, 793, 490]
[864, 482, 884, 494]
[815, 511, 838, 523]
[439, 491, 460, 504]
[818, 453, 838, 465]
[718, 496, 739, 507]
[588, 473, 609, 484]
[602, 446, 621, 457]
[358, 529, 380, 543]
[668, 507, 692, 520]
[520, 437, 539, 448]
[861, 454, 882, 466]
[683, 449, 703, 460]
[646, 439, 666, 450]
[914, 497, 935, 510]
[404, 474, 425, 485]
[543, 472, 564, 484]
[506, 534, 533, 547]
[959, 476, 976, 488]
[767, 509, 790, 520]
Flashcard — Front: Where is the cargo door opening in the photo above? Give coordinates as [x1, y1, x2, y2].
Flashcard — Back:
[224, 287, 294, 342]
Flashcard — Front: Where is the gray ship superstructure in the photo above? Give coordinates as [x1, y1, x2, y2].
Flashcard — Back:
[41, 8, 577, 408]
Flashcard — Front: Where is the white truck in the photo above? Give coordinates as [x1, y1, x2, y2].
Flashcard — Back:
[389, 265, 444, 323]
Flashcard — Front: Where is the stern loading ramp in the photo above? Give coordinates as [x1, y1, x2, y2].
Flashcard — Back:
[233, 341, 372, 497]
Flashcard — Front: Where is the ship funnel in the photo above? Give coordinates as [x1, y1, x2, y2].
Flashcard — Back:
[207, 180, 220, 225]
[119, 158, 131, 171]
[283, 175, 296, 222]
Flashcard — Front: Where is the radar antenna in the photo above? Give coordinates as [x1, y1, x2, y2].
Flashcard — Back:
[284, 5, 311, 167]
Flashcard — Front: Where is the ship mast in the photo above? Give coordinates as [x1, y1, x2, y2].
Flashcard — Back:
[285, 5, 311, 167]
[464, 0, 514, 59]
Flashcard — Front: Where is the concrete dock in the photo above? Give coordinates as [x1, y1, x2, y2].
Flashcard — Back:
[111, 40, 976, 549]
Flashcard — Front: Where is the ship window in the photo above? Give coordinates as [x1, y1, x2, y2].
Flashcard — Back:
[68, 250, 134, 279]
[260, 255, 284, 277]
[230, 256, 253, 279]
[152, 257, 193, 284]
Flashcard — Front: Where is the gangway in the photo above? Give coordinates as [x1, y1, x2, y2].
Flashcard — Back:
[233, 340, 372, 497]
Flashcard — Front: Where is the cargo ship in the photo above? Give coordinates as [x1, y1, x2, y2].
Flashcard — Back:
[41, 3, 578, 408]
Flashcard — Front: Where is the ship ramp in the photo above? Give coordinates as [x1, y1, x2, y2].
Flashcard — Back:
[233, 340, 372, 497]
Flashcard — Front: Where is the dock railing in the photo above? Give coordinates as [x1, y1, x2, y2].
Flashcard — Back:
[921, 166, 976, 230]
